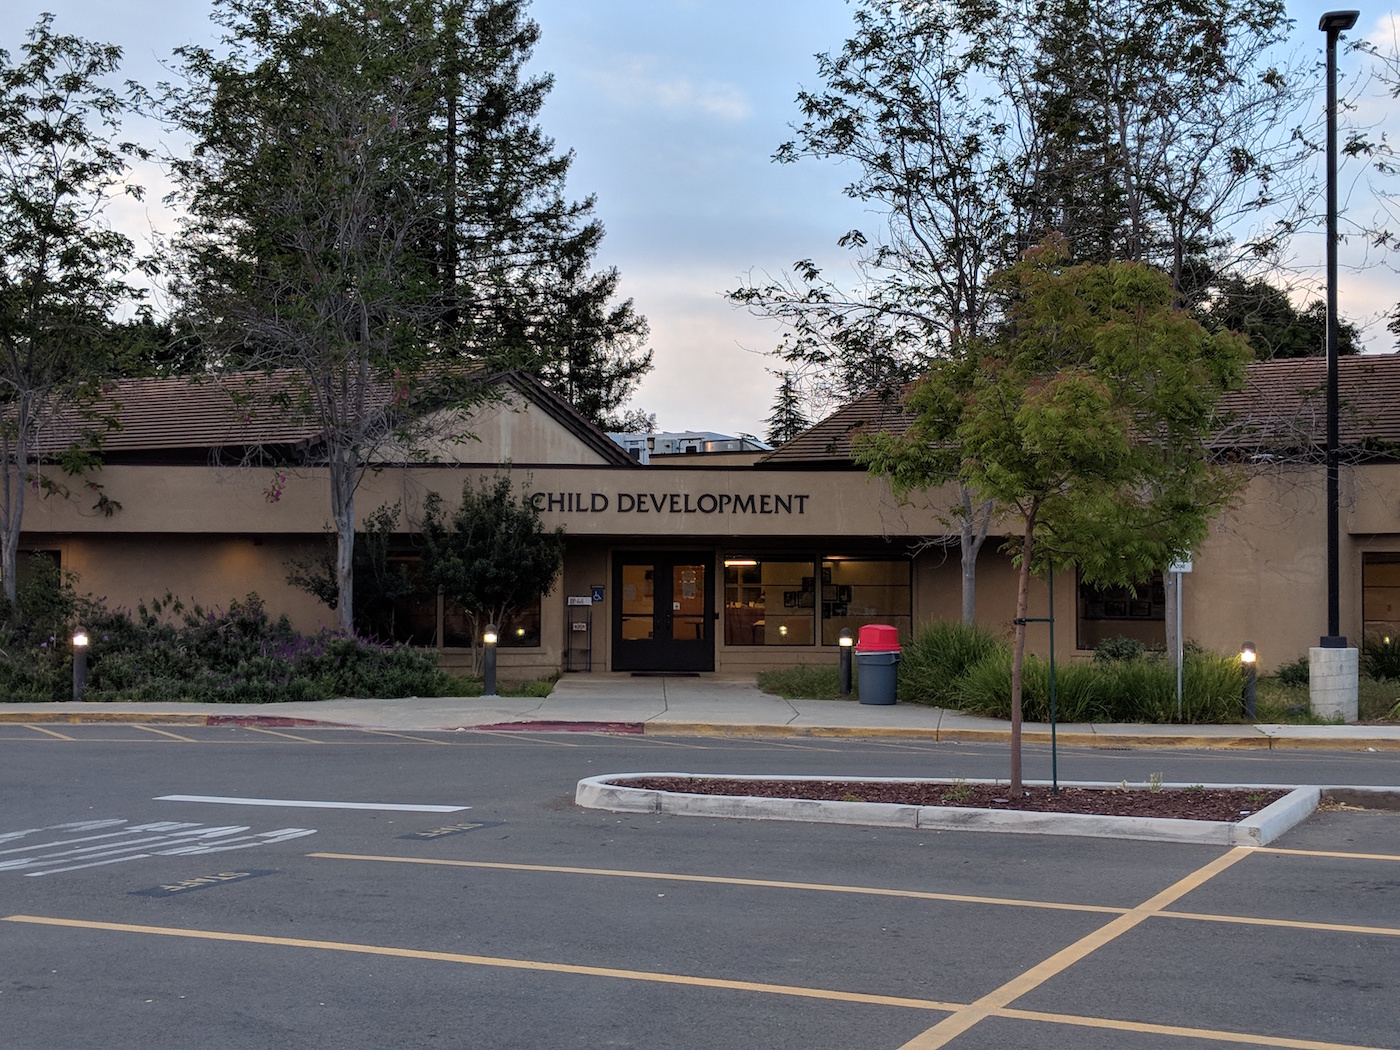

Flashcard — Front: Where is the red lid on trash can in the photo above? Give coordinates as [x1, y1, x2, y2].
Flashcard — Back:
[855, 624, 901, 652]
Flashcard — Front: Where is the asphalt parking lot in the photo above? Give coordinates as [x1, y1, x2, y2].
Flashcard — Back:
[1, 725, 1397, 1049]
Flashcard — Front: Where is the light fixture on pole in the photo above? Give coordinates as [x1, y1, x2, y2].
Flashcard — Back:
[72, 628, 89, 702]
[1240, 641, 1258, 720]
[482, 624, 498, 697]
[838, 628, 853, 696]
[1320, 10, 1357, 649]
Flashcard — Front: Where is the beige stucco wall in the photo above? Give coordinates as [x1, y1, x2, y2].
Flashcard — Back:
[28, 534, 337, 631]
[1182, 464, 1400, 670]
[23, 450, 1400, 676]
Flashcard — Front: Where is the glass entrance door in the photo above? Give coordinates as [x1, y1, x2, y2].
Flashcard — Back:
[612, 552, 715, 671]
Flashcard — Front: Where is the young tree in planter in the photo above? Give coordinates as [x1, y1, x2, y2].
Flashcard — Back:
[419, 474, 564, 672]
[0, 16, 147, 607]
[858, 243, 1251, 792]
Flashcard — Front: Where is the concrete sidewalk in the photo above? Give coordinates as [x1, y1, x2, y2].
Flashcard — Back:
[3, 672, 1399, 749]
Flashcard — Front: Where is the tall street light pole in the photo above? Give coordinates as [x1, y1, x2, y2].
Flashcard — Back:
[1321, 10, 1358, 649]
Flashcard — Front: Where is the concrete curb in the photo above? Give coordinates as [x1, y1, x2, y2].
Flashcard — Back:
[575, 773, 1339, 846]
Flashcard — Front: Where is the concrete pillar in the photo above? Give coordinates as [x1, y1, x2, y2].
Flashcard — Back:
[1309, 647, 1358, 723]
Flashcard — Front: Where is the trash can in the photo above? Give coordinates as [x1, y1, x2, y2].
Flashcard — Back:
[855, 624, 901, 705]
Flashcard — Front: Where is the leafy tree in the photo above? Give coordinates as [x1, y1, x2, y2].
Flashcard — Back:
[1027, 0, 1307, 288]
[166, 0, 453, 630]
[858, 244, 1250, 792]
[285, 502, 417, 640]
[737, 0, 1308, 627]
[104, 311, 205, 377]
[166, 0, 629, 628]
[732, 0, 1039, 617]
[0, 15, 147, 607]
[419, 474, 564, 671]
[1192, 272, 1360, 359]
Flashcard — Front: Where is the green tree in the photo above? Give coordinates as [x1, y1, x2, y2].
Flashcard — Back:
[0, 15, 147, 606]
[419, 474, 564, 671]
[166, 0, 626, 629]
[732, 0, 1039, 618]
[285, 502, 417, 640]
[1027, 0, 1306, 288]
[167, 0, 452, 631]
[1193, 273, 1360, 359]
[764, 372, 810, 447]
[858, 244, 1250, 791]
[418, 0, 652, 428]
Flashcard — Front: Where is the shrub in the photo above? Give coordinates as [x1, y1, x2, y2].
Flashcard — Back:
[1273, 655, 1310, 687]
[0, 577, 459, 703]
[951, 652, 1242, 724]
[1362, 634, 1400, 682]
[1092, 635, 1148, 663]
[898, 619, 1007, 705]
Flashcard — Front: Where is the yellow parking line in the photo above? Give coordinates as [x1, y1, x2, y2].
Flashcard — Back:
[1160, 909, 1400, 939]
[132, 724, 198, 742]
[895, 846, 1255, 1050]
[307, 853, 1127, 916]
[1257, 846, 1400, 863]
[238, 726, 324, 743]
[998, 1006, 1388, 1050]
[1, 914, 958, 1013]
[23, 725, 74, 740]
[365, 730, 450, 745]
[8, 912, 1389, 1050]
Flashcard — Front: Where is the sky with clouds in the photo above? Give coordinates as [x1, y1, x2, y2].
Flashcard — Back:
[5, 1, 1399, 436]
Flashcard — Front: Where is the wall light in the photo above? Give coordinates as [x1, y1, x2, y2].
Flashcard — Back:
[724, 559, 758, 567]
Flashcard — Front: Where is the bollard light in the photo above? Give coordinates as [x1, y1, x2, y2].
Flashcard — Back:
[838, 628, 854, 697]
[1241, 641, 1257, 720]
[72, 628, 89, 702]
[482, 623, 498, 697]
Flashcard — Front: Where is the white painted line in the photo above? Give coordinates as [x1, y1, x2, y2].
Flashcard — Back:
[156, 795, 469, 813]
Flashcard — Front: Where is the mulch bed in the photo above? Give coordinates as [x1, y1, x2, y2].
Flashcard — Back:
[618, 777, 1289, 823]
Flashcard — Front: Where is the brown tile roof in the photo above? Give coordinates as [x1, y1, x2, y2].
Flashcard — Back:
[32, 368, 639, 466]
[764, 354, 1400, 465]
[35, 371, 329, 455]
[1212, 354, 1400, 455]
[761, 385, 915, 465]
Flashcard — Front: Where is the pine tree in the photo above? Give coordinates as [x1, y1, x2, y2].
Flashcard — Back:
[764, 373, 811, 447]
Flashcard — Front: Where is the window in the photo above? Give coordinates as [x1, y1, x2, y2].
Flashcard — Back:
[443, 598, 542, 648]
[724, 559, 815, 645]
[1363, 553, 1400, 642]
[723, 556, 912, 647]
[1076, 572, 1165, 650]
[820, 559, 912, 645]
[375, 553, 541, 648]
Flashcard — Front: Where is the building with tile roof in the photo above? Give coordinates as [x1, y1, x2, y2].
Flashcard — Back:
[14, 355, 1400, 680]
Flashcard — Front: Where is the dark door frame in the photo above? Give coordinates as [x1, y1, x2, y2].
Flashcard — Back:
[611, 550, 716, 672]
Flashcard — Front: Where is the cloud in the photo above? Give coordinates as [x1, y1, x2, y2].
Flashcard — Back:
[586, 56, 752, 122]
